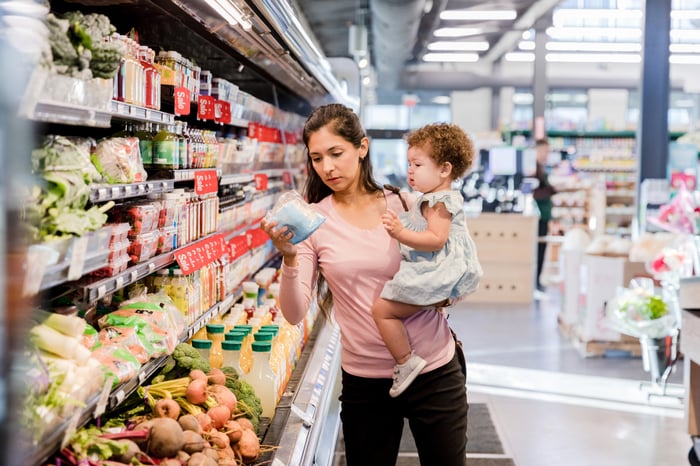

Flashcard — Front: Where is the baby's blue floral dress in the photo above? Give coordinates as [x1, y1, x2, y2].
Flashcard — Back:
[381, 190, 482, 305]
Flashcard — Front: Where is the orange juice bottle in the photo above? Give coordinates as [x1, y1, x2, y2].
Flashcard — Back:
[206, 323, 225, 369]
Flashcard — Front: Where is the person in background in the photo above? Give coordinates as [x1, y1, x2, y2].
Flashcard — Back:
[372, 123, 482, 398]
[261, 104, 469, 466]
[532, 139, 555, 292]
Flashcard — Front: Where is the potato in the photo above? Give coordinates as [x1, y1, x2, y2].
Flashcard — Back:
[147, 417, 184, 458]
[179, 414, 201, 433]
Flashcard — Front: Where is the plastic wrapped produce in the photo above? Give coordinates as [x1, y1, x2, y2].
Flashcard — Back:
[91, 137, 147, 183]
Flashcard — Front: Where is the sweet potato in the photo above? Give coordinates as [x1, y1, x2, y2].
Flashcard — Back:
[147, 417, 185, 458]
[233, 429, 260, 464]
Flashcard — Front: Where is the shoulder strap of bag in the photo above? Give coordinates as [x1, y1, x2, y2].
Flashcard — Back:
[383, 184, 409, 212]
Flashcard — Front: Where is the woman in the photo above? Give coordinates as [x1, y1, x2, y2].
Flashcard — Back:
[261, 103, 469, 466]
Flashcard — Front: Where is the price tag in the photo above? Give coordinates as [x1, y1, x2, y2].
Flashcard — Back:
[111, 186, 120, 198]
[194, 169, 219, 195]
[115, 276, 125, 289]
[145, 109, 152, 120]
[114, 389, 126, 404]
[197, 95, 215, 120]
[174, 87, 191, 116]
[148, 262, 156, 273]
[22, 247, 51, 296]
[124, 185, 133, 195]
[61, 410, 82, 449]
[94, 377, 115, 418]
[138, 370, 147, 383]
[97, 284, 107, 299]
[98, 187, 108, 200]
[215, 100, 231, 124]
[175, 234, 227, 274]
[131, 270, 139, 282]
[254, 173, 269, 191]
[67, 236, 89, 281]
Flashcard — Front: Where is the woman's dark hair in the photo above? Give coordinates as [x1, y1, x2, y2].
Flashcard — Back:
[301, 103, 382, 317]
[302, 103, 381, 203]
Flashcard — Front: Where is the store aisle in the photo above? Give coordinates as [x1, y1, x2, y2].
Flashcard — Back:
[449, 289, 690, 466]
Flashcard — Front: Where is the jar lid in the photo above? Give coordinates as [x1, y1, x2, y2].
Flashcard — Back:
[206, 323, 225, 334]
[253, 332, 273, 342]
[225, 332, 246, 341]
[222, 341, 241, 351]
[252, 341, 272, 352]
[191, 339, 212, 349]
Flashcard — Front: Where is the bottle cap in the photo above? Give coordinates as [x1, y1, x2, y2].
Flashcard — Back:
[222, 341, 241, 351]
[225, 332, 246, 342]
[252, 341, 272, 352]
[206, 323, 225, 334]
[253, 332, 273, 342]
[191, 339, 212, 349]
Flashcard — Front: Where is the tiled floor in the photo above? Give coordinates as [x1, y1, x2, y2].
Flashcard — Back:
[448, 289, 692, 466]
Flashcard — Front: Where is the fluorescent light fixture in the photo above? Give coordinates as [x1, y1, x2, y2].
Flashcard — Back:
[671, 29, 700, 40]
[203, 0, 252, 30]
[670, 43, 700, 53]
[434, 27, 482, 37]
[362, 76, 371, 85]
[432, 95, 451, 104]
[521, 30, 533, 41]
[671, 10, 700, 20]
[546, 26, 642, 40]
[440, 9, 516, 21]
[505, 52, 534, 62]
[427, 41, 489, 51]
[675, 98, 695, 107]
[422, 52, 479, 62]
[512, 93, 533, 105]
[670, 54, 700, 64]
[546, 42, 642, 52]
[518, 40, 535, 50]
[553, 8, 642, 24]
[545, 53, 641, 63]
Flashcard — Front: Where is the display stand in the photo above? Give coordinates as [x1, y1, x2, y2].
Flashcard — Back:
[465, 212, 538, 303]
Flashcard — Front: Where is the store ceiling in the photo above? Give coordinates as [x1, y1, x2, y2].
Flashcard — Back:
[295, 0, 562, 103]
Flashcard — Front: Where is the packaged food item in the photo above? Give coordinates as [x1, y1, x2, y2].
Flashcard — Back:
[128, 230, 159, 263]
[263, 190, 325, 244]
[110, 202, 158, 236]
[157, 226, 177, 254]
[91, 137, 148, 183]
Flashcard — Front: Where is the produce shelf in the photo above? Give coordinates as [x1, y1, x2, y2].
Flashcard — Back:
[31, 101, 112, 128]
[89, 180, 175, 203]
[146, 168, 223, 181]
[111, 100, 176, 125]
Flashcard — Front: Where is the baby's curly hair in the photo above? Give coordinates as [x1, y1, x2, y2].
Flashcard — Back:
[405, 122, 474, 180]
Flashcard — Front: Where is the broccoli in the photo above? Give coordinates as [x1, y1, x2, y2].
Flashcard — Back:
[171, 343, 211, 375]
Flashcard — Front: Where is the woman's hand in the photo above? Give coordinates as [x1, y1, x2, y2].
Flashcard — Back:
[381, 209, 404, 239]
[261, 218, 298, 264]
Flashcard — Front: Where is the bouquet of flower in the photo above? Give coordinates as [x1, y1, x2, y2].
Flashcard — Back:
[605, 278, 680, 339]
[647, 184, 698, 235]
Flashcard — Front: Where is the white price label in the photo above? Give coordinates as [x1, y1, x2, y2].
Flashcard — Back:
[124, 185, 133, 195]
[98, 187, 108, 200]
[145, 109, 152, 120]
[94, 376, 115, 418]
[111, 186, 120, 198]
[131, 270, 139, 282]
[115, 389, 125, 404]
[115, 276, 125, 289]
[148, 262, 156, 273]
[22, 248, 51, 296]
[67, 236, 89, 281]
[97, 284, 107, 299]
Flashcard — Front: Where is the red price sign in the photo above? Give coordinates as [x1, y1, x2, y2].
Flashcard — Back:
[194, 169, 219, 195]
[228, 234, 249, 260]
[174, 87, 191, 115]
[174, 234, 227, 274]
[254, 173, 269, 191]
[197, 95, 215, 120]
[215, 101, 231, 124]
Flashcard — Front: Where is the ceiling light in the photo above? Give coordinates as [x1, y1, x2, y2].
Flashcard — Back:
[505, 52, 534, 62]
[671, 10, 700, 20]
[422, 52, 479, 62]
[545, 53, 641, 63]
[670, 54, 700, 64]
[362, 76, 371, 86]
[427, 41, 489, 51]
[675, 98, 695, 107]
[203, 0, 252, 30]
[546, 42, 642, 53]
[432, 95, 451, 104]
[440, 9, 516, 21]
[434, 27, 482, 38]
[553, 8, 642, 25]
[671, 29, 700, 40]
[357, 57, 369, 68]
[518, 41, 535, 51]
[670, 43, 700, 53]
[546, 26, 642, 41]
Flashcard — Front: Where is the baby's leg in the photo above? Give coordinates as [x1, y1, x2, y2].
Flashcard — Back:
[372, 298, 423, 364]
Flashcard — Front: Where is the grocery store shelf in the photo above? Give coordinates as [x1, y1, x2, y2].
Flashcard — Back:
[576, 165, 637, 173]
[31, 101, 112, 128]
[89, 180, 175, 203]
[224, 220, 261, 242]
[606, 189, 636, 198]
[229, 116, 250, 128]
[220, 173, 254, 186]
[111, 100, 176, 125]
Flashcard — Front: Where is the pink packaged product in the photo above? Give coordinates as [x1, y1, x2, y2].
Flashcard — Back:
[110, 203, 159, 237]
[90, 253, 129, 278]
[109, 223, 132, 245]
[108, 240, 130, 262]
[157, 226, 177, 254]
[128, 231, 159, 264]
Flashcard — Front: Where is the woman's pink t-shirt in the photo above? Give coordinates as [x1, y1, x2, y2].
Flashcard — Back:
[279, 190, 455, 378]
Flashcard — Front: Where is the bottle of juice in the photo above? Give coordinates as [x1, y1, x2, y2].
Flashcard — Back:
[233, 325, 254, 376]
[135, 123, 154, 168]
[221, 340, 244, 378]
[248, 341, 277, 418]
[153, 125, 179, 169]
[191, 339, 211, 364]
[169, 268, 189, 324]
[206, 323, 225, 369]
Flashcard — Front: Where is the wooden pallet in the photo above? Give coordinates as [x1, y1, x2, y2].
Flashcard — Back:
[557, 315, 642, 358]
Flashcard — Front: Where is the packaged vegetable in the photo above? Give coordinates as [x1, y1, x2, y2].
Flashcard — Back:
[91, 345, 142, 386]
[91, 137, 147, 184]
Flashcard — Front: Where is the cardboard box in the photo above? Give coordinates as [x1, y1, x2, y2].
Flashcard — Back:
[578, 255, 650, 342]
[559, 249, 585, 325]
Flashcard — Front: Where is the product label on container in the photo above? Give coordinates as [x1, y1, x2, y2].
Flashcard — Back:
[175, 233, 227, 274]
[194, 169, 218, 195]
[198, 95, 216, 120]
[153, 140, 178, 167]
[174, 87, 191, 115]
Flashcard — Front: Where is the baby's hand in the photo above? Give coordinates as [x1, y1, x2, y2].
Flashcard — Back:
[381, 209, 403, 238]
